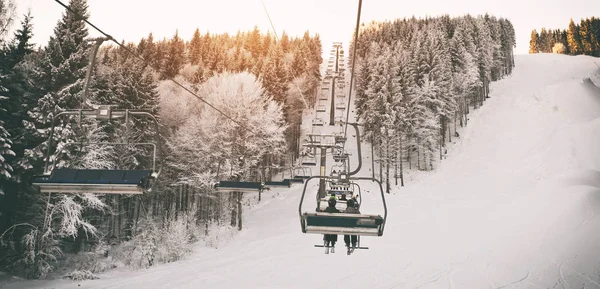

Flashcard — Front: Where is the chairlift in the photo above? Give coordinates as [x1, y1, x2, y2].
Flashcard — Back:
[312, 118, 324, 126]
[292, 166, 312, 182]
[316, 105, 326, 112]
[215, 181, 265, 193]
[32, 107, 163, 195]
[299, 176, 387, 237]
[263, 166, 293, 188]
[334, 132, 347, 144]
[333, 152, 349, 162]
[214, 167, 269, 193]
[336, 102, 346, 110]
[301, 155, 317, 166]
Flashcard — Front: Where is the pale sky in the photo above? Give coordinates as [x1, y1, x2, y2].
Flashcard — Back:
[11, 0, 600, 56]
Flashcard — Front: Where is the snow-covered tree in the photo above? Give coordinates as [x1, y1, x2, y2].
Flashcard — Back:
[0, 77, 15, 184]
[169, 71, 286, 186]
[23, 0, 90, 172]
[0, 0, 16, 39]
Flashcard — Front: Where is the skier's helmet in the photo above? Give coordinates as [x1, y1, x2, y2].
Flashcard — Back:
[328, 198, 337, 208]
[347, 199, 355, 208]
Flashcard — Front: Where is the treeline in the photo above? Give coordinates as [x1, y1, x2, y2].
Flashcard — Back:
[529, 17, 600, 56]
[0, 0, 322, 279]
[351, 14, 515, 192]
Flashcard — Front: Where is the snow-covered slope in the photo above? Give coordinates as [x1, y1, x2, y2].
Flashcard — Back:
[8, 53, 600, 289]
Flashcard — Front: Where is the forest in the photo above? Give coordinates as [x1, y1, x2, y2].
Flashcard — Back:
[529, 17, 600, 56]
[351, 14, 515, 192]
[0, 0, 321, 279]
[0, 0, 515, 281]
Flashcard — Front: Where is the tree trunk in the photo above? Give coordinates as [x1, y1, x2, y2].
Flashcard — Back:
[385, 132, 390, 194]
[371, 134, 375, 179]
[394, 136, 398, 186]
[399, 135, 404, 187]
[237, 192, 243, 231]
[230, 192, 237, 227]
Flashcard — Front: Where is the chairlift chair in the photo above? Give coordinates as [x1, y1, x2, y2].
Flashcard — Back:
[263, 166, 293, 188]
[301, 155, 317, 166]
[312, 118, 324, 126]
[334, 132, 347, 144]
[299, 176, 386, 237]
[215, 181, 265, 193]
[336, 102, 346, 110]
[214, 167, 268, 193]
[292, 166, 312, 182]
[32, 107, 163, 195]
[316, 105, 326, 112]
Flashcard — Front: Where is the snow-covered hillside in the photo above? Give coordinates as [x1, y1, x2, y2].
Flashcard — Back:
[7, 53, 600, 289]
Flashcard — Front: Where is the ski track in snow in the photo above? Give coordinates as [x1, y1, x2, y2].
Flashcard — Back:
[5, 54, 600, 289]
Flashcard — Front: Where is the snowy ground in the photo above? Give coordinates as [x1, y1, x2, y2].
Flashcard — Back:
[6, 53, 600, 289]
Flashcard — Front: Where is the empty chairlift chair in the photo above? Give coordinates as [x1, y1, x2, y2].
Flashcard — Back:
[312, 118, 324, 126]
[214, 180, 265, 193]
[32, 107, 163, 195]
[301, 155, 317, 166]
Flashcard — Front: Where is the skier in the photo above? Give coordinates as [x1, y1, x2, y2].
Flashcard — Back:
[323, 198, 340, 254]
[344, 196, 360, 254]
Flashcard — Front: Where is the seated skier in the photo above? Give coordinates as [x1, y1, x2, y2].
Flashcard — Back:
[323, 198, 340, 254]
[344, 196, 360, 253]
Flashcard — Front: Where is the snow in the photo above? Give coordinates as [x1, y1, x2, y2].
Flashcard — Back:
[6, 53, 600, 289]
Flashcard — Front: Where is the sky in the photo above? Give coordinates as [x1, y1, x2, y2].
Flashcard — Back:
[10, 0, 600, 56]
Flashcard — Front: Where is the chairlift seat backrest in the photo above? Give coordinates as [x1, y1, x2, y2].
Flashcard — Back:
[34, 169, 153, 185]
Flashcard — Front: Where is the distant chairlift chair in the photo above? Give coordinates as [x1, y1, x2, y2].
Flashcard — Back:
[312, 118, 324, 126]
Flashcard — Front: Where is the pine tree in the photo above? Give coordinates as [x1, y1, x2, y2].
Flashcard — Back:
[538, 28, 549, 53]
[162, 30, 186, 79]
[23, 0, 91, 171]
[567, 19, 583, 55]
[0, 12, 34, 177]
[529, 30, 539, 53]
[260, 42, 288, 103]
[0, 75, 15, 184]
[188, 28, 202, 65]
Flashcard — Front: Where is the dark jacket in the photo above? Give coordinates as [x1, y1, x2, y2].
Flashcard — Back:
[345, 199, 360, 214]
[324, 206, 340, 213]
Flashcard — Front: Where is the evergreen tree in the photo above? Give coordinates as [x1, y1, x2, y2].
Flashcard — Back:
[162, 30, 186, 79]
[567, 19, 583, 55]
[23, 0, 91, 171]
[260, 42, 288, 103]
[1, 12, 34, 145]
[529, 30, 539, 53]
[188, 28, 202, 65]
[0, 74, 15, 184]
[538, 28, 549, 53]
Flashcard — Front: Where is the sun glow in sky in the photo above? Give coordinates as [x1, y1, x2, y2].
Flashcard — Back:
[13, 0, 600, 56]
